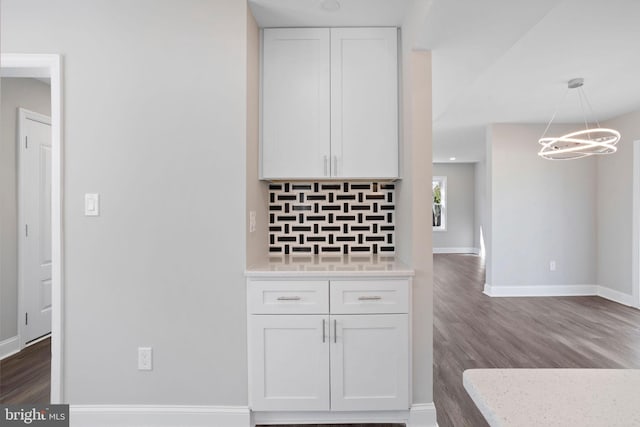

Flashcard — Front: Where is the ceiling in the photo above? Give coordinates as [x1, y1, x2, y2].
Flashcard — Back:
[249, 0, 640, 163]
[249, 0, 412, 27]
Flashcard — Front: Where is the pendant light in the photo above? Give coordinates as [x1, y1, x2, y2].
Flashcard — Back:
[538, 78, 620, 160]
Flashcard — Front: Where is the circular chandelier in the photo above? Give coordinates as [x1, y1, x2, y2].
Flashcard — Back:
[538, 78, 621, 160]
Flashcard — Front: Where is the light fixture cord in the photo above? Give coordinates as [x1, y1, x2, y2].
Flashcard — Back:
[577, 87, 591, 140]
[540, 87, 569, 139]
[579, 86, 601, 128]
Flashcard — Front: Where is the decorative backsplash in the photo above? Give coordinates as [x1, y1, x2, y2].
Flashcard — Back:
[268, 182, 395, 256]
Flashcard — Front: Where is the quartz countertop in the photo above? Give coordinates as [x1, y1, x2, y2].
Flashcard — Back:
[246, 255, 414, 277]
[463, 369, 640, 427]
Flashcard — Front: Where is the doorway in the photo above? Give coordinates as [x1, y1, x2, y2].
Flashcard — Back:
[0, 54, 63, 403]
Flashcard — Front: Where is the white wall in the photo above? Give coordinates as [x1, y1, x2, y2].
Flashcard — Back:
[597, 110, 640, 298]
[0, 78, 51, 342]
[474, 157, 486, 256]
[2, 0, 248, 404]
[487, 123, 597, 291]
[397, 0, 434, 407]
[432, 163, 475, 252]
[246, 10, 269, 267]
[484, 127, 494, 285]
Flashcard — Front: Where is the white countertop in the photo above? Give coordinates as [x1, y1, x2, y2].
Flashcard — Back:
[463, 369, 640, 427]
[246, 255, 414, 277]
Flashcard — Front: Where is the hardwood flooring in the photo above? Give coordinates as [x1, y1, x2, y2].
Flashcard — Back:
[0, 337, 50, 404]
[434, 253, 640, 427]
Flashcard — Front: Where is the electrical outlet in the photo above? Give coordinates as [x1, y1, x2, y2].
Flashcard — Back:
[549, 260, 556, 272]
[138, 347, 152, 371]
[249, 211, 256, 233]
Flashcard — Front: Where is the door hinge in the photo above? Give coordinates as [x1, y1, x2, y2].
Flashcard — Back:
[25, 312, 28, 325]
[25, 224, 29, 237]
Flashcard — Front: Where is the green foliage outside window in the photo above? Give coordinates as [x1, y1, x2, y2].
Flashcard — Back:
[433, 184, 441, 204]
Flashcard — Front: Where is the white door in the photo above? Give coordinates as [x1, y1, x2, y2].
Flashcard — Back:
[261, 28, 331, 179]
[19, 109, 52, 346]
[330, 28, 398, 178]
[249, 314, 330, 411]
[330, 314, 409, 411]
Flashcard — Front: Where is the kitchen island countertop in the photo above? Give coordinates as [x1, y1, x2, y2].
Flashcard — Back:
[463, 368, 640, 427]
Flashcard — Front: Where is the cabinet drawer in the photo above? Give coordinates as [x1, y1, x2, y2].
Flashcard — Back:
[248, 281, 329, 314]
[330, 280, 409, 314]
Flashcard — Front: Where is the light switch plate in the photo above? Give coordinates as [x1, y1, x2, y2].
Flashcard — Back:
[85, 193, 100, 216]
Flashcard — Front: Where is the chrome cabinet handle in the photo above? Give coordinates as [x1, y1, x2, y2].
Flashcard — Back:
[334, 319, 337, 343]
[276, 296, 301, 301]
[324, 155, 328, 176]
[332, 155, 338, 176]
[358, 296, 382, 301]
[322, 319, 326, 343]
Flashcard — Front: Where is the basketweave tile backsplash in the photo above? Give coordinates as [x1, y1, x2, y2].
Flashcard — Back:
[269, 182, 395, 256]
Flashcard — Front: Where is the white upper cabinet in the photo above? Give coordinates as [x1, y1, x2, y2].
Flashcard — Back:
[261, 27, 398, 180]
[330, 28, 398, 178]
[261, 28, 331, 179]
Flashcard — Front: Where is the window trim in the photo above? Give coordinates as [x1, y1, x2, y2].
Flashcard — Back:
[433, 176, 447, 232]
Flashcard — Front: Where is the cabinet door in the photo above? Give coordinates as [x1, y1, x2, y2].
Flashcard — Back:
[330, 28, 398, 178]
[249, 315, 330, 411]
[262, 28, 331, 179]
[330, 314, 409, 411]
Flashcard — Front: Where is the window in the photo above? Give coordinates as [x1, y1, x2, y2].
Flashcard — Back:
[433, 176, 446, 231]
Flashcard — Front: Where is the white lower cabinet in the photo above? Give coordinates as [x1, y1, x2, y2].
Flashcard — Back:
[249, 315, 330, 411]
[330, 314, 409, 411]
[248, 278, 410, 413]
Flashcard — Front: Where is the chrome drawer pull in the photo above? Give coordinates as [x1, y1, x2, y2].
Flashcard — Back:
[334, 319, 337, 343]
[358, 296, 382, 301]
[277, 296, 301, 301]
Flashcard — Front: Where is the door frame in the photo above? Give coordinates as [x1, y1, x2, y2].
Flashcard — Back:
[633, 140, 640, 308]
[1, 54, 64, 403]
[17, 107, 52, 349]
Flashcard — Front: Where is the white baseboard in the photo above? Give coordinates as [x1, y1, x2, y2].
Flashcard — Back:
[0, 335, 20, 361]
[253, 404, 437, 427]
[596, 286, 635, 307]
[254, 409, 408, 425]
[483, 283, 597, 297]
[483, 283, 636, 307]
[70, 405, 250, 427]
[70, 404, 436, 427]
[408, 403, 438, 426]
[433, 247, 479, 254]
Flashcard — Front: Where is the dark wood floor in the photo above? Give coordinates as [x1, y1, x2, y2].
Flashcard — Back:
[434, 253, 640, 427]
[0, 337, 50, 404]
